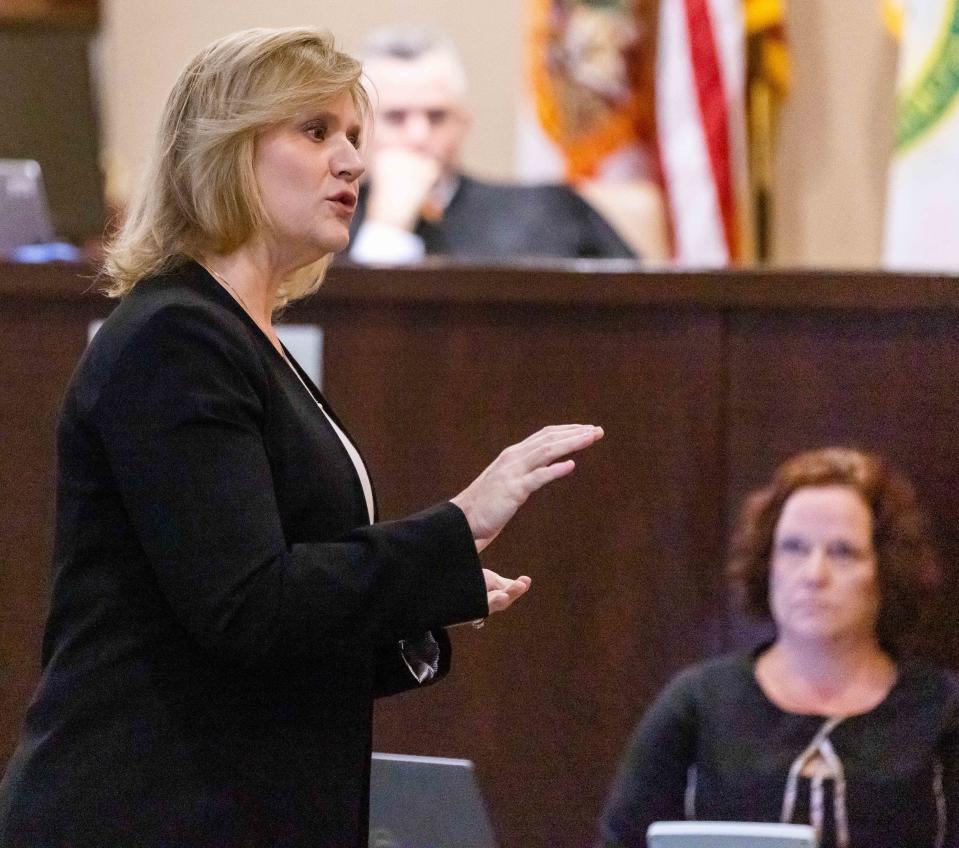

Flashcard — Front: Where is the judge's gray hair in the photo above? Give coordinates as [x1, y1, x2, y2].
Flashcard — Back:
[360, 25, 468, 97]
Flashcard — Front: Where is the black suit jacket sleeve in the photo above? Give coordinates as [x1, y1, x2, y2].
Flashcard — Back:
[372, 628, 454, 698]
[91, 303, 487, 670]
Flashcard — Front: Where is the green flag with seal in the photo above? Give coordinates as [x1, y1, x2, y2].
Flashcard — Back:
[884, 0, 959, 270]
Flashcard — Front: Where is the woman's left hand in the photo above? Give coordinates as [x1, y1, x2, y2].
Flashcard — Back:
[451, 424, 604, 553]
[484, 568, 531, 614]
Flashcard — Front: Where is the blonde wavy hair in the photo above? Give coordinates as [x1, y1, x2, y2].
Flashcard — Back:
[103, 26, 369, 311]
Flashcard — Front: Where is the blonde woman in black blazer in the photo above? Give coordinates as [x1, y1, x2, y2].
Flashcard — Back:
[0, 27, 603, 848]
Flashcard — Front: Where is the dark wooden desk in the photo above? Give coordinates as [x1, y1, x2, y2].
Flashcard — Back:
[2, 260, 958, 848]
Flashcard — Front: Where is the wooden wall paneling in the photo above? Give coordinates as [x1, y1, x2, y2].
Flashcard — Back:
[4, 262, 959, 848]
[290, 292, 727, 848]
[0, 296, 99, 758]
[0, 1, 97, 24]
[0, 20, 105, 242]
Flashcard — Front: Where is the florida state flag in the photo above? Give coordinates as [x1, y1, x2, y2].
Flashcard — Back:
[523, 0, 789, 266]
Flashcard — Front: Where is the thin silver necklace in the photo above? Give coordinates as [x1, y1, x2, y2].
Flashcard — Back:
[202, 262, 286, 358]
[200, 262, 325, 410]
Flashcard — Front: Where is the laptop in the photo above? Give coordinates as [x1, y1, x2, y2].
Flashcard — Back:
[369, 752, 497, 848]
[0, 159, 55, 253]
[647, 821, 818, 848]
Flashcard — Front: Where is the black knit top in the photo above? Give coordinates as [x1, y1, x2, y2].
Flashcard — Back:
[598, 649, 959, 848]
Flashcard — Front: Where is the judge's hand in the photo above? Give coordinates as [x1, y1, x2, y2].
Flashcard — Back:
[365, 147, 442, 232]
[451, 424, 604, 554]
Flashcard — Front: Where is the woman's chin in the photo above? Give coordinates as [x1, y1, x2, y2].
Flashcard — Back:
[778, 617, 840, 643]
[327, 223, 354, 254]
[330, 230, 352, 253]
[300, 225, 351, 262]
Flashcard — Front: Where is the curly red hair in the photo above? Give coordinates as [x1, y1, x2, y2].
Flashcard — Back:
[728, 448, 940, 650]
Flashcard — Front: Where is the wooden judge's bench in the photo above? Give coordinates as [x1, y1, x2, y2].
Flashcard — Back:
[2, 259, 958, 848]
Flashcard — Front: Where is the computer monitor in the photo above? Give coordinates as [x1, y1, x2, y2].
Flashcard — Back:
[647, 821, 818, 848]
[369, 752, 497, 848]
[0, 159, 55, 253]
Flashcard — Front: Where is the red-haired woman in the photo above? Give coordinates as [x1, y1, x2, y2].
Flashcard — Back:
[598, 448, 958, 848]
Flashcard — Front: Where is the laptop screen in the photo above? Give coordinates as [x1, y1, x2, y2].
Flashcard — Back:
[369, 752, 497, 848]
[647, 821, 818, 848]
